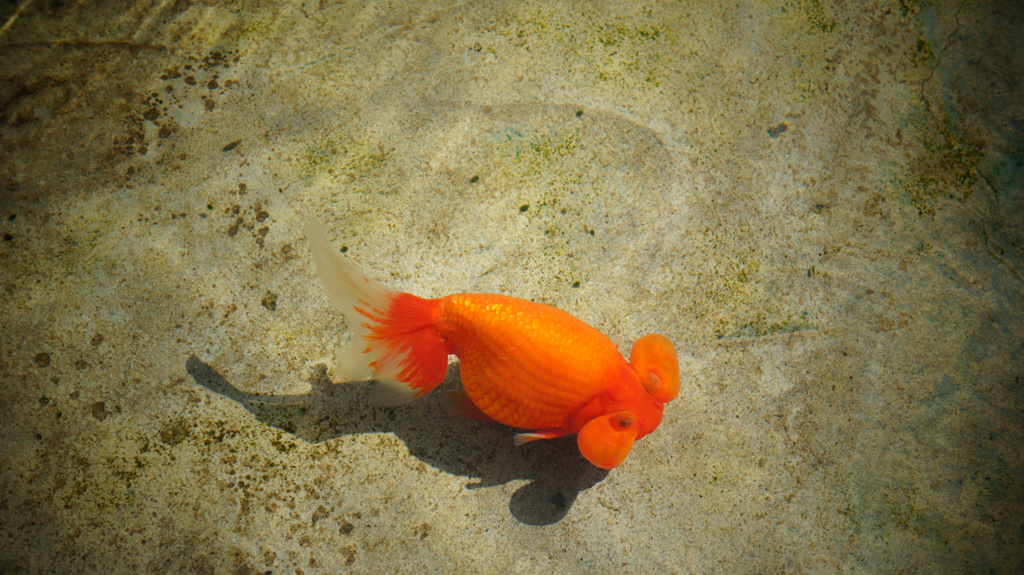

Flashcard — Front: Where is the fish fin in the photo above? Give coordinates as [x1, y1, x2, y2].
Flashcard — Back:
[608, 333, 624, 353]
[443, 389, 495, 422]
[513, 429, 566, 447]
[576, 411, 637, 469]
[305, 221, 449, 404]
[371, 379, 420, 406]
[304, 221, 397, 318]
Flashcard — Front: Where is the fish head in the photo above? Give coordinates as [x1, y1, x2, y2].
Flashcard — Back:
[576, 335, 679, 469]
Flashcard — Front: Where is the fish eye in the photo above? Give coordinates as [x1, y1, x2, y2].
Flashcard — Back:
[612, 413, 634, 430]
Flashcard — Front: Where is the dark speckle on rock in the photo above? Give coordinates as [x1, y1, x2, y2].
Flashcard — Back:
[91, 401, 109, 421]
[261, 291, 278, 311]
[158, 418, 191, 446]
[768, 122, 789, 138]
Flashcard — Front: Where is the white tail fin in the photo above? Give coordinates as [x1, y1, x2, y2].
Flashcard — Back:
[303, 221, 449, 404]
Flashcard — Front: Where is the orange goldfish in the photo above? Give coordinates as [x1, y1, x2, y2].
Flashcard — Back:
[304, 222, 680, 469]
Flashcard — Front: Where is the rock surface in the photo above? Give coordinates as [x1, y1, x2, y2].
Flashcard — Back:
[1, 0, 1022, 572]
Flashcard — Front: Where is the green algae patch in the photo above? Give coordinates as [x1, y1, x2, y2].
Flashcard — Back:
[528, 128, 582, 161]
[497, 123, 588, 205]
[299, 136, 395, 189]
[687, 242, 820, 341]
[488, 5, 677, 92]
[894, 107, 984, 217]
[494, 123, 596, 290]
[911, 35, 935, 67]
[299, 137, 341, 180]
[716, 312, 815, 339]
[787, 0, 838, 33]
[158, 418, 193, 446]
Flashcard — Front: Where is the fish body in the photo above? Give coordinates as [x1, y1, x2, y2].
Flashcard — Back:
[305, 222, 680, 469]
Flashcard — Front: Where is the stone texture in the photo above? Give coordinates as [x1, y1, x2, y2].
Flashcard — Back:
[1, 0, 1022, 573]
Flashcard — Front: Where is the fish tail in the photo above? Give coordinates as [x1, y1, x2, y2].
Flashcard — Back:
[304, 221, 450, 405]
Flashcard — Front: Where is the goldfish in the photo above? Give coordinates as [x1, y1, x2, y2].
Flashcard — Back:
[304, 221, 680, 469]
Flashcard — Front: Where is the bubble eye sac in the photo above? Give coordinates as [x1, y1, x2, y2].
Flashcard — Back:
[577, 411, 638, 469]
[630, 334, 680, 403]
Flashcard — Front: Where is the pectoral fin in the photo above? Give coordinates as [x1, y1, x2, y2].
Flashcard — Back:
[514, 429, 566, 446]
[442, 389, 495, 422]
[576, 411, 638, 469]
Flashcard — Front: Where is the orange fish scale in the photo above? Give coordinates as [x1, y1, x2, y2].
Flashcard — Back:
[438, 293, 625, 429]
